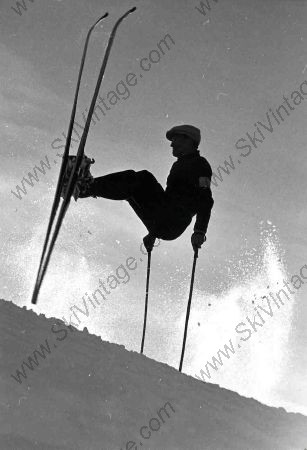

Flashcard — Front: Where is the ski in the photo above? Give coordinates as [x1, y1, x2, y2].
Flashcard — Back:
[31, 12, 109, 305]
[31, 7, 136, 305]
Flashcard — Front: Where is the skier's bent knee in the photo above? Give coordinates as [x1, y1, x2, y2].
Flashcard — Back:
[136, 170, 155, 182]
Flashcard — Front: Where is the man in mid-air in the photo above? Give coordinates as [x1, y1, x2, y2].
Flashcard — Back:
[63, 124, 214, 252]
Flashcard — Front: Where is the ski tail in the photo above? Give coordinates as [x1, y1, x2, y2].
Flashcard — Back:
[31, 12, 109, 305]
[31, 8, 136, 305]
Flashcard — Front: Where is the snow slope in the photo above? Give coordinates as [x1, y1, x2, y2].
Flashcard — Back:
[1, 298, 307, 450]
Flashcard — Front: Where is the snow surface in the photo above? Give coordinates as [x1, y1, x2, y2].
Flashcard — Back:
[1, 298, 307, 450]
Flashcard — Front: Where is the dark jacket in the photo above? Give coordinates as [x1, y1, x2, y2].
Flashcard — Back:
[165, 151, 214, 234]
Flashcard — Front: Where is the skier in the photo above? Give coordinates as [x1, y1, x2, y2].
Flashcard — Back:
[63, 124, 214, 252]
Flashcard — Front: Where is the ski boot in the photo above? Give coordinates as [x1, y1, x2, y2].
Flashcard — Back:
[61, 155, 96, 201]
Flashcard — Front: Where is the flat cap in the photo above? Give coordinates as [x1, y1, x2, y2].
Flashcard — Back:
[166, 124, 201, 146]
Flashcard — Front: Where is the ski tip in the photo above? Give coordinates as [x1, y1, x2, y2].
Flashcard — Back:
[98, 12, 109, 22]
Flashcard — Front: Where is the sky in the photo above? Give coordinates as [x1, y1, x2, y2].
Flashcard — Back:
[1, 0, 307, 415]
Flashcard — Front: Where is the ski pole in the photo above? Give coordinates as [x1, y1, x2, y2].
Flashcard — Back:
[141, 249, 152, 354]
[179, 247, 199, 372]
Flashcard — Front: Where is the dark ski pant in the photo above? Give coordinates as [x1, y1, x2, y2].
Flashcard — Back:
[88, 170, 192, 240]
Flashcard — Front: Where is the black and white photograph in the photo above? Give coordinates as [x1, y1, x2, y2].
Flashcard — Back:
[1, 0, 307, 448]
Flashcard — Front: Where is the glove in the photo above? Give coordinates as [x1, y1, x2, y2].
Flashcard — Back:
[191, 231, 206, 250]
[143, 233, 156, 253]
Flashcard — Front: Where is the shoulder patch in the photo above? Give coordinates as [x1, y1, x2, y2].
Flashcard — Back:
[199, 176, 210, 188]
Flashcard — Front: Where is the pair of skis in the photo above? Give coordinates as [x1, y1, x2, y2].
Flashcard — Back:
[31, 7, 137, 305]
